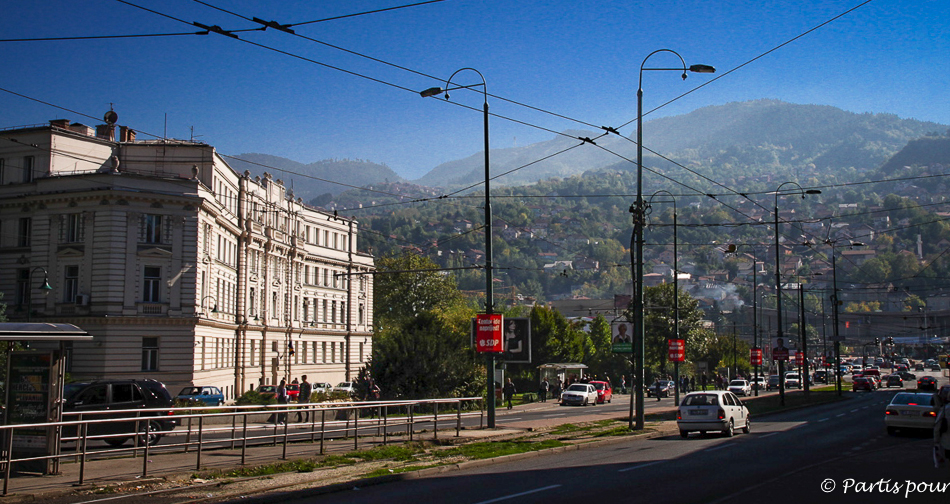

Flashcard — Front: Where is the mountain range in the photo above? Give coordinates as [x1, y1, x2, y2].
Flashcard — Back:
[228, 100, 948, 201]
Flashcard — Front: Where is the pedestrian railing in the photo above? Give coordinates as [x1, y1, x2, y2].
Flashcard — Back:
[0, 396, 483, 495]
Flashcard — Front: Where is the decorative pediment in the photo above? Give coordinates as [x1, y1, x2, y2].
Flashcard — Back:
[137, 246, 173, 258]
[57, 246, 85, 257]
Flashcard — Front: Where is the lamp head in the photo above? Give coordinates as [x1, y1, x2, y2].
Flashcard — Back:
[689, 64, 716, 74]
[805, 189, 822, 195]
[420, 87, 445, 98]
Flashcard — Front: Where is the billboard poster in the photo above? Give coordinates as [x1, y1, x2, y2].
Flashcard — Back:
[611, 320, 633, 354]
[772, 336, 789, 361]
[502, 317, 531, 363]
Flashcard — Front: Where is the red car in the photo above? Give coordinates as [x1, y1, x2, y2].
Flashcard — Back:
[590, 380, 612, 404]
[852, 376, 875, 392]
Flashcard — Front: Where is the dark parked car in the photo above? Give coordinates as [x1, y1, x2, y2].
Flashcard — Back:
[646, 380, 676, 398]
[813, 370, 829, 384]
[897, 371, 917, 381]
[62, 379, 177, 446]
[917, 376, 939, 391]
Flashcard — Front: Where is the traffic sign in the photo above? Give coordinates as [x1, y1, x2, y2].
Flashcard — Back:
[668, 339, 685, 362]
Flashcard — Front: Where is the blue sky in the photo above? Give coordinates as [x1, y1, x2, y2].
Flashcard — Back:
[2, 0, 947, 180]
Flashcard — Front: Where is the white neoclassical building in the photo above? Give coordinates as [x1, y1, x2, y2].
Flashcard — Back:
[0, 118, 374, 401]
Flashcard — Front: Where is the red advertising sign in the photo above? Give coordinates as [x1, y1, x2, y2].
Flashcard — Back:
[750, 347, 763, 366]
[475, 314, 503, 353]
[668, 339, 685, 362]
[795, 351, 804, 366]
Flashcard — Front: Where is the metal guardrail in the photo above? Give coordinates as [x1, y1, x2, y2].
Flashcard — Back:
[1, 397, 484, 495]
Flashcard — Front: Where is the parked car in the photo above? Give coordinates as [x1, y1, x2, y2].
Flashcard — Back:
[727, 379, 751, 396]
[560, 383, 598, 406]
[256, 385, 277, 398]
[333, 382, 358, 396]
[62, 379, 177, 446]
[917, 376, 939, 392]
[646, 380, 675, 398]
[286, 384, 300, 401]
[176, 386, 225, 406]
[312, 382, 333, 394]
[852, 376, 875, 392]
[885, 392, 936, 435]
[589, 380, 612, 404]
[677, 391, 750, 438]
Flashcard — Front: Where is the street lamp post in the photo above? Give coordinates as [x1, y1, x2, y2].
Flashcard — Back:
[729, 244, 760, 395]
[421, 68, 495, 428]
[26, 267, 53, 322]
[827, 239, 864, 396]
[649, 191, 679, 404]
[773, 182, 820, 406]
[632, 50, 714, 430]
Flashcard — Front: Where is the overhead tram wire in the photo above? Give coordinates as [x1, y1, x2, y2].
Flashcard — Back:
[613, 0, 875, 131]
[192, 0, 608, 133]
[0, 31, 213, 42]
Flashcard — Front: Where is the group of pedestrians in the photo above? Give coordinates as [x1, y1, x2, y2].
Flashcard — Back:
[272, 375, 316, 424]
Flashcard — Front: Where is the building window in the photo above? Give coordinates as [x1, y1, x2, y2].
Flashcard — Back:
[64, 213, 83, 243]
[143, 266, 161, 302]
[272, 292, 278, 319]
[15, 269, 28, 307]
[0, 158, 5, 184]
[17, 217, 31, 247]
[24, 156, 34, 183]
[249, 287, 256, 317]
[64, 265, 79, 304]
[322, 342, 327, 363]
[144, 214, 163, 244]
[64, 341, 73, 373]
[142, 337, 159, 371]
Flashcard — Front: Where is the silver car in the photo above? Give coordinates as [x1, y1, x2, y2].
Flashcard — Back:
[677, 391, 750, 438]
[560, 383, 598, 406]
[885, 392, 935, 435]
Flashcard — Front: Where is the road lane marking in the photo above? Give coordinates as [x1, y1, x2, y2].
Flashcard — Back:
[506, 418, 522, 421]
[836, 413, 846, 417]
[474, 485, 562, 504]
[543, 413, 567, 417]
[619, 461, 664, 472]
[817, 418, 829, 422]
[760, 432, 779, 439]
[705, 444, 735, 452]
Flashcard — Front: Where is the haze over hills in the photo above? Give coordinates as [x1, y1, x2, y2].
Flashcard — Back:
[228, 100, 948, 202]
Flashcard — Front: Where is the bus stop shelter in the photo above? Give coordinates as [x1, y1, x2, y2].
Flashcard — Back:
[1, 322, 92, 474]
[537, 363, 588, 384]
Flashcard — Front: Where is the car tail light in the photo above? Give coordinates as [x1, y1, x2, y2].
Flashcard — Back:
[885, 409, 898, 415]
[717, 408, 725, 420]
[926, 411, 937, 418]
[677, 410, 682, 420]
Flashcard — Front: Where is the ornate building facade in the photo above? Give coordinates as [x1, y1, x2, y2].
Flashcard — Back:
[0, 119, 374, 400]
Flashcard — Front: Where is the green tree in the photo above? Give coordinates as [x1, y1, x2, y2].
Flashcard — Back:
[365, 252, 480, 399]
[624, 283, 708, 381]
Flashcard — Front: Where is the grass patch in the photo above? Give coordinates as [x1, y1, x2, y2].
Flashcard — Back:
[592, 425, 634, 437]
[202, 459, 319, 479]
[317, 454, 358, 468]
[550, 423, 587, 435]
[440, 439, 566, 460]
[344, 443, 424, 462]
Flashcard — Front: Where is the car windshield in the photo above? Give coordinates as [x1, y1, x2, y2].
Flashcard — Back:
[683, 394, 718, 406]
[338, 382, 352, 388]
[890, 393, 934, 406]
[178, 387, 200, 396]
[729, 380, 746, 386]
[592, 383, 605, 390]
[566, 384, 589, 392]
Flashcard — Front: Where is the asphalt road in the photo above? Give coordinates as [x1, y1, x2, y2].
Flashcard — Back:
[278, 389, 949, 504]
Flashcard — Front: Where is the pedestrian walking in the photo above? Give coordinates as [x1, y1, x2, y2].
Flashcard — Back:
[701, 374, 708, 391]
[621, 376, 627, 395]
[539, 378, 549, 402]
[503, 378, 516, 410]
[295, 375, 313, 423]
[276, 379, 289, 424]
